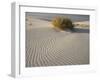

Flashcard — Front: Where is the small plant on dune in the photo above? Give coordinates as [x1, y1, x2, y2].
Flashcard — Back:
[52, 16, 74, 31]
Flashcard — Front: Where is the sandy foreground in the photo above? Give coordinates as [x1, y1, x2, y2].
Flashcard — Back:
[26, 18, 89, 67]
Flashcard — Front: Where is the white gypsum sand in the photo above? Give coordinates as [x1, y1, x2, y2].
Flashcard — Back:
[25, 17, 89, 67]
[73, 21, 89, 27]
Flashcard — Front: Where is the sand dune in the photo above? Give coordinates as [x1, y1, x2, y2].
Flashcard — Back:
[73, 21, 89, 27]
[25, 18, 89, 67]
[26, 16, 53, 30]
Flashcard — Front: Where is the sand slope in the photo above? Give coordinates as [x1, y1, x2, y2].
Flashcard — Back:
[26, 18, 89, 67]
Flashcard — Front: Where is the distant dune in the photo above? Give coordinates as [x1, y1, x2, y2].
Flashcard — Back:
[73, 21, 89, 27]
[25, 17, 89, 67]
[26, 12, 89, 22]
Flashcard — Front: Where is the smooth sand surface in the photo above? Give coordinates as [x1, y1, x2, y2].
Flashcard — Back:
[26, 17, 89, 67]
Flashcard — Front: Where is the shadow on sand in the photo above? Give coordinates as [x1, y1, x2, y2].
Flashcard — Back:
[73, 28, 89, 33]
[64, 28, 89, 33]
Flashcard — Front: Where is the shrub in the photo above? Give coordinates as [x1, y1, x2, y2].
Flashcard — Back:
[52, 16, 74, 31]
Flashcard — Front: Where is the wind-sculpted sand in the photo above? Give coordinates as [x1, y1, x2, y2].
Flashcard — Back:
[26, 18, 89, 67]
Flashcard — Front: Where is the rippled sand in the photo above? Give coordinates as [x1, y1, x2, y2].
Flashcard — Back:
[25, 18, 89, 67]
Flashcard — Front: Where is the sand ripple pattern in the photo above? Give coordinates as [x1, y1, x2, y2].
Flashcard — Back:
[26, 27, 89, 67]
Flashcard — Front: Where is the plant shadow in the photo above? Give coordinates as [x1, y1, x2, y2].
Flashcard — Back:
[64, 28, 89, 33]
[74, 28, 89, 33]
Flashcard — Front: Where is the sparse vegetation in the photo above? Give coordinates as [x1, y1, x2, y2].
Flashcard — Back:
[52, 16, 74, 31]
